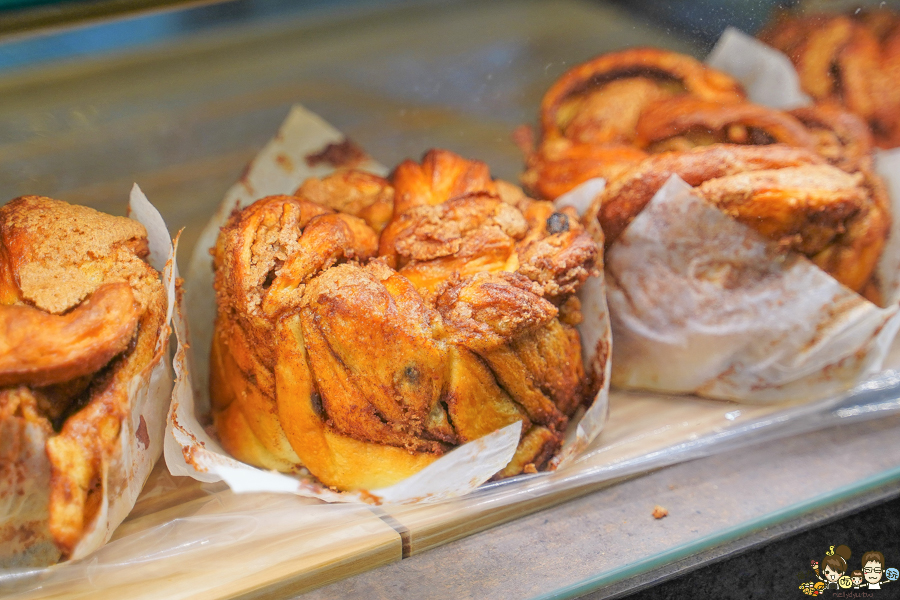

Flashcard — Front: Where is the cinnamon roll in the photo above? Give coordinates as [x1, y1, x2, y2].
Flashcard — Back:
[588, 144, 890, 297]
[519, 48, 745, 200]
[210, 150, 599, 491]
[759, 9, 900, 148]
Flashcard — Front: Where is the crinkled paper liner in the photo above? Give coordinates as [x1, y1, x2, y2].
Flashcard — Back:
[166, 105, 612, 503]
[591, 27, 900, 403]
[606, 173, 900, 403]
[0, 185, 177, 573]
[604, 26, 900, 402]
[706, 27, 811, 110]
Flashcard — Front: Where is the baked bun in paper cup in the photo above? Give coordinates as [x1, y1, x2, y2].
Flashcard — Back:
[707, 27, 900, 161]
[548, 29, 900, 404]
[0, 187, 176, 567]
[705, 26, 900, 199]
[754, 9, 900, 149]
[516, 47, 746, 202]
[167, 106, 611, 503]
[585, 140, 900, 403]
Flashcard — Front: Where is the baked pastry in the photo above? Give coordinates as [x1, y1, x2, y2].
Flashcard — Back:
[539, 48, 746, 147]
[0, 196, 167, 563]
[634, 96, 819, 153]
[210, 150, 599, 491]
[628, 96, 875, 176]
[789, 103, 875, 172]
[515, 47, 895, 403]
[210, 195, 379, 473]
[520, 45, 887, 205]
[517, 133, 648, 205]
[294, 169, 394, 233]
[379, 149, 598, 298]
[519, 48, 746, 200]
[587, 144, 890, 298]
[758, 9, 900, 148]
[632, 97, 876, 173]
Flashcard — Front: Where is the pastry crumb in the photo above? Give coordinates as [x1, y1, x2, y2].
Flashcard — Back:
[652, 505, 668, 519]
[523, 463, 538, 474]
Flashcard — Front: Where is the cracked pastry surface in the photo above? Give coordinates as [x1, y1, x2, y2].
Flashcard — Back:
[294, 170, 394, 233]
[587, 144, 890, 297]
[0, 196, 166, 559]
[210, 150, 599, 491]
[382, 149, 599, 298]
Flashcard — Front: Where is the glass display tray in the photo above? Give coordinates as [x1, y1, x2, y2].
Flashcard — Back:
[302, 412, 900, 600]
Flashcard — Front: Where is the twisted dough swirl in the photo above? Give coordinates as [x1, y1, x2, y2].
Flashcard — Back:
[520, 47, 878, 204]
[586, 145, 890, 299]
[759, 9, 900, 148]
[211, 150, 599, 490]
[0, 196, 166, 557]
[519, 48, 746, 200]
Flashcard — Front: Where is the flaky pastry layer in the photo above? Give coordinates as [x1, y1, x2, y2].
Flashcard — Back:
[211, 150, 599, 491]
[0, 196, 166, 559]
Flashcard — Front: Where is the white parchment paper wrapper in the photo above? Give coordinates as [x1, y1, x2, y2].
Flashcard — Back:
[0, 185, 176, 568]
[706, 26, 812, 109]
[607, 174, 900, 403]
[706, 25, 900, 321]
[595, 27, 900, 403]
[705, 27, 900, 172]
[166, 106, 611, 502]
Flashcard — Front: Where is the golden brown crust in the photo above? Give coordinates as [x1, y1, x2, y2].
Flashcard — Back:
[695, 166, 867, 254]
[211, 195, 382, 470]
[635, 97, 818, 153]
[384, 150, 599, 298]
[592, 144, 827, 247]
[274, 311, 442, 490]
[211, 151, 597, 489]
[515, 201, 599, 298]
[299, 262, 449, 453]
[790, 103, 875, 172]
[0, 195, 166, 557]
[435, 271, 558, 351]
[391, 149, 497, 217]
[592, 144, 889, 294]
[294, 170, 394, 233]
[46, 255, 165, 557]
[434, 271, 585, 432]
[0, 283, 139, 388]
[539, 48, 745, 145]
[210, 316, 303, 473]
[519, 49, 744, 201]
[520, 137, 648, 201]
[493, 425, 560, 479]
[213, 195, 377, 371]
[0, 196, 154, 315]
[444, 345, 529, 444]
[380, 193, 527, 291]
[759, 10, 900, 148]
[554, 77, 672, 146]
